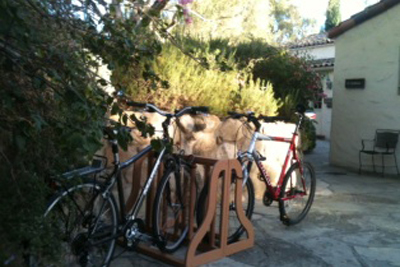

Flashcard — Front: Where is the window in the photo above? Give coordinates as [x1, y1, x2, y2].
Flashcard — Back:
[324, 98, 333, 108]
[313, 88, 324, 109]
[313, 97, 322, 109]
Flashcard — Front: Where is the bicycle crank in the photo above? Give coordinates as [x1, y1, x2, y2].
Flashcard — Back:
[125, 218, 145, 249]
[263, 190, 273, 206]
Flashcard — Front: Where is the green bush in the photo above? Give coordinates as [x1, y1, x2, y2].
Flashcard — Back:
[117, 44, 280, 116]
[114, 36, 318, 151]
[300, 119, 317, 153]
[0, 0, 161, 264]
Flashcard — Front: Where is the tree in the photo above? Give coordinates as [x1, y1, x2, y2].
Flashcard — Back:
[186, 0, 314, 45]
[0, 0, 182, 264]
[269, 0, 315, 44]
[186, 0, 273, 42]
[325, 0, 341, 31]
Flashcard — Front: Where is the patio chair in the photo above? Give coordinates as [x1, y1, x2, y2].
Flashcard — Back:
[359, 129, 400, 176]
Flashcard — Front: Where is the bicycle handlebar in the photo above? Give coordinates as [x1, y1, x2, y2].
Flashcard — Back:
[175, 106, 209, 117]
[258, 115, 290, 123]
[126, 101, 209, 118]
[126, 101, 147, 108]
[228, 111, 261, 131]
[227, 111, 299, 131]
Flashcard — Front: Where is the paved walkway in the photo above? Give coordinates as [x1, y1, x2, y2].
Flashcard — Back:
[114, 140, 400, 267]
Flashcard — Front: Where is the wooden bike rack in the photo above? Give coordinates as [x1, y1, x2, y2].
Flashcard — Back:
[124, 153, 254, 266]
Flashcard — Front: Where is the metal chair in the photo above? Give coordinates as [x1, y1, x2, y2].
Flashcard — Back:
[359, 129, 400, 176]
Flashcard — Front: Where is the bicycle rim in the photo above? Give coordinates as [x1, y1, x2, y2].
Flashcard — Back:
[196, 174, 254, 244]
[44, 182, 118, 266]
[153, 166, 191, 253]
[279, 162, 316, 225]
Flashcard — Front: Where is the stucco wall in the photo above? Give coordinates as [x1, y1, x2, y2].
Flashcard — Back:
[330, 4, 400, 173]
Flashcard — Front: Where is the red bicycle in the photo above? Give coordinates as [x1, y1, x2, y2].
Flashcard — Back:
[197, 105, 316, 242]
[236, 105, 316, 225]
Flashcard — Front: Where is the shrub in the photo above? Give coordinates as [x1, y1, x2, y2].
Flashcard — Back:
[0, 0, 163, 263]
[118, 44, 280, 116]
[301, 119, 317, 153]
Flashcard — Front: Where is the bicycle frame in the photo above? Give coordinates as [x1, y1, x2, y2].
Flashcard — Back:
[104, 139, 166, 224]
[240, 115, 304, 200]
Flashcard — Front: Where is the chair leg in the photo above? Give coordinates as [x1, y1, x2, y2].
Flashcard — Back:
[372, 154, 376, 173]
[359, 152, 362, 174]
[394, 153, 400, 175]
[382, 154, 385, 177]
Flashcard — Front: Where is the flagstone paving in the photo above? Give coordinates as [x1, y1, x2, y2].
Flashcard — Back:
[113, 140, 400, 267]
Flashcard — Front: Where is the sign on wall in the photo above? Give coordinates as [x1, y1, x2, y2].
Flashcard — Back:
[345, 78, 365, 89]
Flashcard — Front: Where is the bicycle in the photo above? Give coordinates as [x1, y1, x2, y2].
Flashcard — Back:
[43, 102, 208, 266]
[197, 105, 316, 242]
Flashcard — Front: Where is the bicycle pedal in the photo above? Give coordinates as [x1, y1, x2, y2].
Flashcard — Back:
[262, 191, 273, 206]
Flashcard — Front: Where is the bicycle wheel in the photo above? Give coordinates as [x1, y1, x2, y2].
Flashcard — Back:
[44, 180, 118, 266]
[152, 164, 192, 253]
[196, 173, 254, 244]
[279, 162, 316, 226]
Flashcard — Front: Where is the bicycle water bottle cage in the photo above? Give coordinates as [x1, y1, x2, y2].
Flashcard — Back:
[256, 151, 266, 161]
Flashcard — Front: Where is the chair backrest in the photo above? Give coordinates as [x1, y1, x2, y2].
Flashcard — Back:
[375, 130, 400, 151]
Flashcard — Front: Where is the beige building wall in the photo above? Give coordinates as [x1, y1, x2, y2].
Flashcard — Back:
[330, 4, 400, 173]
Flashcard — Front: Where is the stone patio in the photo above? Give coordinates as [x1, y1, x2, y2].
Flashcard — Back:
[113, 140, 400, 267]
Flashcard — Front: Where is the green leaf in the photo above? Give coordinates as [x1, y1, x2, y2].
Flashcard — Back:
[111, 103, 120, 115]
[15, 135, 26, 150]
[31, 114, 47, 131]
[122, 113, 128, 125]
[32, 76, 45, 89]
[97, 79, 108, 86]
[150, 139, 162, 152]
[161, 80, 170, 89]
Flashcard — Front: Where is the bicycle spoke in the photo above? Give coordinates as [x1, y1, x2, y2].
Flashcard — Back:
[279, 162, 316, 225]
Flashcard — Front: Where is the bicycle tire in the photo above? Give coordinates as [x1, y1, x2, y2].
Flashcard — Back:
[279, 162, 316, 226]
[152, 164, 192, 253]
[44, 180, 118, 266]
[196, 173, 254, 244]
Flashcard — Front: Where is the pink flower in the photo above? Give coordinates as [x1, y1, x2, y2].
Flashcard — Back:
[185, 16, 193, 24]
[179, 0, 194, 5]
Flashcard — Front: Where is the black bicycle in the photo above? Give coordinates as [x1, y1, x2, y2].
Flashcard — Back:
[43, 102, 208, 266]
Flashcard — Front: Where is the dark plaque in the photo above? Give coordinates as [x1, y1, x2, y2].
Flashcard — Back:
[345, 78, 365, 89]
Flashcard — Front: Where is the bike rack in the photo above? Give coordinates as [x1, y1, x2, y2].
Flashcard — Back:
[125, 153, 254, 267]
